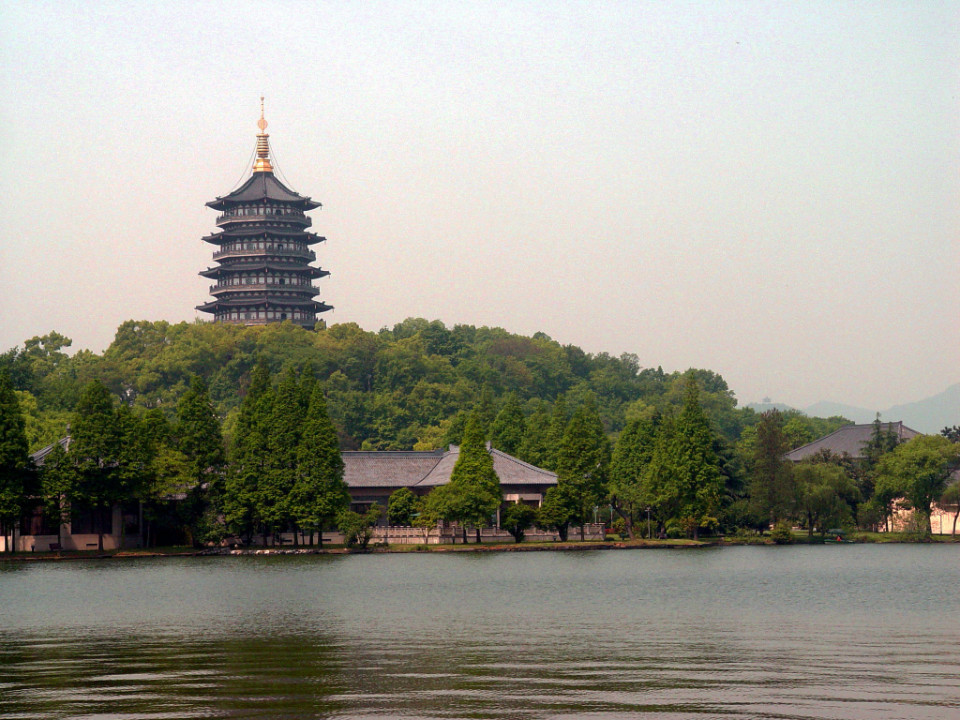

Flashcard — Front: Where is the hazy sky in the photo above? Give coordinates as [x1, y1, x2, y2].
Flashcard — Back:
[1, 1, 957, 411]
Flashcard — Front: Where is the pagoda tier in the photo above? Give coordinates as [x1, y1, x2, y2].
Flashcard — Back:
[197, 102, 332, 329]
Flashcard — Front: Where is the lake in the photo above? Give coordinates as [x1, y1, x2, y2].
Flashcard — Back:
[1, 545, 958, 719]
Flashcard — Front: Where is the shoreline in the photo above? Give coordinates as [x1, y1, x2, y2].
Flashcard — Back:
[2, 534, 957, 562]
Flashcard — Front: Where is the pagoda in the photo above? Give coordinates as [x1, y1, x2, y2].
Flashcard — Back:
[197, 101, 331, 328]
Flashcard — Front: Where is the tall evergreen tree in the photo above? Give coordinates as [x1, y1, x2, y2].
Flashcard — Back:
[40, 441, 73, 546]
[748, 410, 794, 524]
[225, 361, 272, 544]
[260, 367, 303, 543]
[175, 375, 225, 545]
[291, 384, 348, 546]
[556, 399, 610, 540]
[177, 376, 225, 486]
[0, 371, 29, 552]
[545, 394, 569, 471]
[448, 410, 501, 542]
[669, 375, 724, 539]
[475, 385, 496, 438]
[517, 401, 551, 468]
[609, 415, 658, 537]
[68, 380, 123, 551]
[491, 393, 526, 456]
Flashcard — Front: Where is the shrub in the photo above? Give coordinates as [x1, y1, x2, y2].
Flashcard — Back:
[770, 520, 794, 545]
[501, 503, 537, 543]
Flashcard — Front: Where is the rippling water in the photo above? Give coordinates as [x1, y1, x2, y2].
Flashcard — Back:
[1, 545, 958, 719]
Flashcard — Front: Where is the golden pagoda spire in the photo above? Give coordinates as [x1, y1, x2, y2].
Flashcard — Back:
[253, 96, 273, 173]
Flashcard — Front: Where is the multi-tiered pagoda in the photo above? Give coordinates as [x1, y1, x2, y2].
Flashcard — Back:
[197, 103, 331, 328]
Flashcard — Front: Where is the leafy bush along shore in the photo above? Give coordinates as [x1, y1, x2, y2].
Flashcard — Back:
[1, 318, 958, 550]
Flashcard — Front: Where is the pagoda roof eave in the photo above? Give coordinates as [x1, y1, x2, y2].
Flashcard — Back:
[201, 228, 324, 244]
[199, 264, 329, 278]
[206, 172, 321, 209]
[198, 297, 332, 310]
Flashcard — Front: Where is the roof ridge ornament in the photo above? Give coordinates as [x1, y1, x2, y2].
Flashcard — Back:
[253, 96, 273, 173]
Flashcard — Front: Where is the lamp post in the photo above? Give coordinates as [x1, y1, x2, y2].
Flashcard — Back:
[646, 507, 652, 540]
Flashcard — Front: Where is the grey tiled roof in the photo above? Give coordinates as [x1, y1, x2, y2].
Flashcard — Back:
[344, 446, 558, 489]
[343, 451, 444, 488]
[784, 421, 921, 462]
[30, 436, 70, 466]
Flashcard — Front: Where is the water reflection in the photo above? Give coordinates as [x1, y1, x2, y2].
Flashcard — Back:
[1, 546, 958, 719]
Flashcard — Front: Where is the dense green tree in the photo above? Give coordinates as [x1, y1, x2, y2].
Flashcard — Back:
[501, 502, 537, 543]
[537, 484, 575, 541]
[290, 384, 348, 546]
[555, 399, 610, 541]
[176, 376, 225, 485]
[39, 442, 73, 545]
[645, 376, 724, 539]
[224, 362, 272, 544]
[794, 462, 859, 540]
[608, 416, 658, 538]
[447, 410, 501, 542]
[517, 401, 551, 468]
[259, 368, 303, 542]
[874, 435, 960, 535]
[748, 410, 795, 524]
[337, 503, 382, 550]
[672, 376, 724, 538]
[491, 393, 526, 455]
[940, 479, 960, 536]
[68, 380, 124, 551]
[545, 394, 569, 471]
[0, 371, 30, 552]
[387, 487, 420, 526]
[172, 376, 225, 545]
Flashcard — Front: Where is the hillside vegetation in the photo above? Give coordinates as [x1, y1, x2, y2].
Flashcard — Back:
[2, 318, 846, 455]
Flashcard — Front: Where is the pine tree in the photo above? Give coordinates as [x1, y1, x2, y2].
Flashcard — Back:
[491, 393, 526, 456]
[448, 410, 501, 542]
[291, 384, 348, 546]
[0, 370, 29, 552]
[555, 399, 610, 540]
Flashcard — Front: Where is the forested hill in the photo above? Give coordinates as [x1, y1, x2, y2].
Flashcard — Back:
[2, 319, 846, 454]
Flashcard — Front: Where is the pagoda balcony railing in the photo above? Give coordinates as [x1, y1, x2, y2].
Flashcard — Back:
[216, 212, 310, 227]
[212, 246, 316, 261]
[210, 282, 319, 295]
[216, 317, 316, 327]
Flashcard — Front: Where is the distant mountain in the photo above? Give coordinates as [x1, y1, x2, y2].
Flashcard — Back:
[746, 383, 959, 435]
[880, 383, 960, 435]
[802, 401, 877, 424]
[802, 384, 959, 434]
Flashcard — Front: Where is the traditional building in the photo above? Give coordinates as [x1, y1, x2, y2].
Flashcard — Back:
[784, 421, 920, 462]
[343, 444, 558, 519]
[5, 440, 562, 551]
[197, 101, 331, 328]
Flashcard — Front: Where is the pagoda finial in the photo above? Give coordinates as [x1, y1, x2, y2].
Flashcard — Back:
[253, 96, 273, 173]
